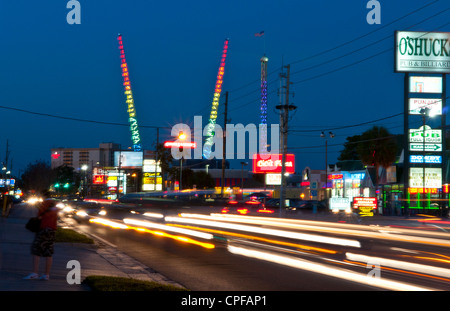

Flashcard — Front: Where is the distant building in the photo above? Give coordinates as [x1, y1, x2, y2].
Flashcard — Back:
[50, 142, 121, 171]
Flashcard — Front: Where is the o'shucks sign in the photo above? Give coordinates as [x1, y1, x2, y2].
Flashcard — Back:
[395, 31, 450, 73]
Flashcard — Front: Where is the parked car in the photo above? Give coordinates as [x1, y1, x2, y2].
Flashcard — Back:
[243, 192, 271, 203]
[290, 200, 328, 214]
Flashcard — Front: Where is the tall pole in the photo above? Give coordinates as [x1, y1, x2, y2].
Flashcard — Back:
[403, 73, 410, 218]
[154, 127, 159, 191]
[423, 113, 426, 213]
[276, 65, 296, 214]
[221, 91, 228, 197]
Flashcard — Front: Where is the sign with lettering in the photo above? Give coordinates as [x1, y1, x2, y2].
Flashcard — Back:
[395, 31, 450, 73]
[410, 155, 442, 164]
[409, 143, 442, 152]
[409, 167, 442, 188]
[409, 125, 441, 143]
[329, 197, 351, 210]
[353, 197, 377, 217]
[409, 98, 442, 115]
[252, 154, 295, 174]
[409, 76, 443, 93]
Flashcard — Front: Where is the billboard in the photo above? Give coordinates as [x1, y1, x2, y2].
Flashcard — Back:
[114, 151, 143, 168]
[395, 31, 450, 73]
[252, 154, 295, 174]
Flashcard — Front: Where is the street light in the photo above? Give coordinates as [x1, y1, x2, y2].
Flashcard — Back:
[81, 164, 88, 197]
[321, 131, 334, 202]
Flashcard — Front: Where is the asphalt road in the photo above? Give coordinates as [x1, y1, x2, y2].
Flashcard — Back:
[62, 204, 450, 291]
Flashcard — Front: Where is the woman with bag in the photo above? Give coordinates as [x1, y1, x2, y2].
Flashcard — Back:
[23, 191, 58, 281]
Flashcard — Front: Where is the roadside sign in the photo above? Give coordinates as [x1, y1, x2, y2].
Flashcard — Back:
[409, 143, 442, 152]
[353, 197, 377, 217]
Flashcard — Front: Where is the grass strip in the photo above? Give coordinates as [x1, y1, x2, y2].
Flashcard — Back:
[55, 227, 94, 244]
[82, 275, 188, 291]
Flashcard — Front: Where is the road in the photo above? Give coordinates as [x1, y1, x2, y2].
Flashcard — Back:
[61, 203, 450, 291]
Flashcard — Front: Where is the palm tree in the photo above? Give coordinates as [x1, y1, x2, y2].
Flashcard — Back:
[356, 126, 397, 186]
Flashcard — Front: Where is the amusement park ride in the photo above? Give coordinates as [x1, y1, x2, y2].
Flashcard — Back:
[117, 34, 143, 152]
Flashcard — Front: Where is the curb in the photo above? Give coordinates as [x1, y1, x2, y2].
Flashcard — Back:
[60, 218, 186, 289]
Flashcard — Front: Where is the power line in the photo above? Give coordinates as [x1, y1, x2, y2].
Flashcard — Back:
[224, 12, 450, 114]
[0, 105, 171, 130]
[290, 113, 404, 133]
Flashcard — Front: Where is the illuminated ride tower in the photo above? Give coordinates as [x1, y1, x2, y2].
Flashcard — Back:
[203, 39, 229, 159]
[260, 56, 268, 153]
[117, 34, 143, 152]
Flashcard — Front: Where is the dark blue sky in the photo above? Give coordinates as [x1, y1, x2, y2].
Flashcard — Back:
[0, 0, 449, 176]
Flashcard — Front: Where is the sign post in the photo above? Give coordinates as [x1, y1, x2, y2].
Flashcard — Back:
[395, 31, 448, 216]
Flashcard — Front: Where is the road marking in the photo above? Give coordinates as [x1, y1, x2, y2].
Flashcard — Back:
[88, 232, 117, 248]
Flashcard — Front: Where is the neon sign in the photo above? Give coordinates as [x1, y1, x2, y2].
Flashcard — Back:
[328, 174, 343, 180]
[118, 34, 142, 152]
[252, 154, 295, 174]
[93, 175, 106, 184]
[203, 39, 229, 159]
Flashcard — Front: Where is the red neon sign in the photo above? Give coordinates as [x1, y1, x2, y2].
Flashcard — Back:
[353, 197, 377, 209]
[252, 154, 295, 174]
[408, 188, 438, 194]
[93, 175, 106, 185]
[328, 174, 343, 180]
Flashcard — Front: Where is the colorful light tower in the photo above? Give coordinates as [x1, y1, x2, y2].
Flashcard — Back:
[117, 34, 142, 152]
[260, 56, 268, 153]
[203, 38, 229, 159]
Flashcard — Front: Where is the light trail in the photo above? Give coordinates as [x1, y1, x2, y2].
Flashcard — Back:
[167, 223, 338, 254]
[89, 217, 214, 249]
[179, 213, 450, 248]
[165, 215, 361, 248]
[123, 218, 213, 240]
[346, 252, 450, 279]
[227, 244, 433, 291]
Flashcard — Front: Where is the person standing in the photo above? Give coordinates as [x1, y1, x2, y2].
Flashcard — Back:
[23, 191, 58, 281]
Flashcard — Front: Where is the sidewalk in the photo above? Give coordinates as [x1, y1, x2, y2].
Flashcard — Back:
[0, 203, 183, 291]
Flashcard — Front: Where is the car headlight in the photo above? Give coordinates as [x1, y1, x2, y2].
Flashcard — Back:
[63, 206, 74, 213]
[76, 210, 88, 217]
[98, 210, 107, 216]
[56, 202, 65, 209]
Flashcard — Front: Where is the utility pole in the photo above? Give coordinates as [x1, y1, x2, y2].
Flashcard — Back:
[221, 91, 228, 197]
[276, 65, 296, 214]
[154, 127, 159, 191]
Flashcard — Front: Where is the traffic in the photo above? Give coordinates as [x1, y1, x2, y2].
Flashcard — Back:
[38, 191, 450, 291]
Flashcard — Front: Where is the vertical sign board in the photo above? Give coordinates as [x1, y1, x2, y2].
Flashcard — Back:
[395, 31, 449, 202]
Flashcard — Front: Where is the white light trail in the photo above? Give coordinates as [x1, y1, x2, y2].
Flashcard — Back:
[165, 215, 361, 248]
[228, 245, 432, 291]
[346, 252, 450, 279]
[123, 218, 213, 240]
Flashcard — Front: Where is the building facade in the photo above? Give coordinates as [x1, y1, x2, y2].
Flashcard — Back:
[51, 142, 120, 171]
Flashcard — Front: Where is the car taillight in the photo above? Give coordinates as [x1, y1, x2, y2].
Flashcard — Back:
[257, 209, 274, 214]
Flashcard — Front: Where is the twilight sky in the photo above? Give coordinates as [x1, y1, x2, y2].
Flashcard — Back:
[0, 0, 449, 176]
